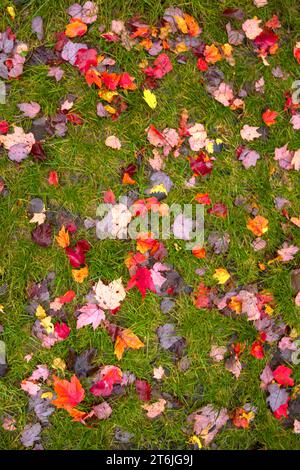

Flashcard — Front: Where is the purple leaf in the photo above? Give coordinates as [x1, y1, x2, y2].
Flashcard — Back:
[20, 423, 42, 448]
[226, 23, 245, 45]
[18, 102, 41, 118]
[31, 223, 52, 247]
[8, 143, 30, 162]
[240, 149, 260, 169]
[31, 17, 44, 41]
[93, 402, 112, 420]
[61, 41, 87, 65]
[267, 383, 289, 412]
[48, 66, 64, 82]
[157, 323, 182, 350]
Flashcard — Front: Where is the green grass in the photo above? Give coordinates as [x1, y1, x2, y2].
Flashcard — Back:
[0, 0, 300, 450]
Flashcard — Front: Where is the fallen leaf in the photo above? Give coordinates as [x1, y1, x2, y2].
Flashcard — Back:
[213, 268, 230, 285]
[142, 398, 166, 418]
[94, 278, 126, 310]
[77, 303, 105, 330]
[262, 109, 278, 126]
[114, 328, 144, 360]
[52, 375, 85, 409]
[65, 18, 87, 38]
[56, 226, 70, 248]
[93, 402, 112, 420]
[143, 89, 157, 109]
[247, 215, 269, 236]
[72, 265, 89, 283]
[18, 102, 41, 118]
[105, 135, 121, 149]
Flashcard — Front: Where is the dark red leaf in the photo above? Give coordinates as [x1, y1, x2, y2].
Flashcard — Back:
[31, 222, 53, 247]
[135, 379, 151, 401]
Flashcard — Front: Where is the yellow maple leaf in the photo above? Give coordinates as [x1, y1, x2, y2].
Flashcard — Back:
[7, 6, 16, 20]
[143, 89, 157, 109]
[52, 357, 66, 371]
[104, 104, 116, 114]
[41, 391, 53, 400]
[188, 435, 202, 449]
[174, 15, 188, 34]
[41, 315, 54, 334]
[213, 268, 230, 285]
[35, 305, 46, 319]
[72, 265, 88, 283]
[175, 42, 188, 53]
[56, 226, 70, 248]
[98, 89, 118, 103]
[114, 328, 144, 360]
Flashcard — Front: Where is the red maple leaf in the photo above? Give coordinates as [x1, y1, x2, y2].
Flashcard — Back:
[273, 365, 294, 387]
[0, 120, 9, 135]
[262, 109, 278, 126]
[58, 290, 76, 304]
[250, 340, 264, 359]
[144, 53, 173, 79]
[65, 239, 90, 268]
[119, 72, 136, 90]
[90, 366, 122, 397]
[208, 202, 228, 218]
[101, 71, 120, 90]
[254, 29, 278, 51]
[48, 170, 58, 186]
[127, 266, 156, 298]
[75, 48, 98, 74]
[189, 152, 213, 176]
[52, 375, 85, 409]
[54, 322, 71, 340]
[194, 282, 211, 309]
[274, 399, 290, 419]
[135, 379, 151, 401]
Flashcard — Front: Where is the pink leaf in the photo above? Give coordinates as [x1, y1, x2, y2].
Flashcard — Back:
[210, 345, 227, 362]
[18, 102, 41, 118]
[240, 125, 261, 141]
[93, 402, 112, 420]
[105, 135, 121, 149]
[277, 244, 299, 261]
[290, 114, 300, 130]
[142, 399, 166, 418]
[77, 303, 105, 330]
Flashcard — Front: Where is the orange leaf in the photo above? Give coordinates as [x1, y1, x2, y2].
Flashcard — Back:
[72, 265, 89, 283]
[65, 18, 87, 38]
[204, 44, 222, 64]
[67, 407, 87, 422]
[52, 375, 85, 410]
[247, 216, 269, 237]
[122, 172, 136, 185]
[262, 109, 278, 126]
[114, 329, 144, 360]
[56, 225, 70, 248]
[85, 69, 102, 88]
[183, 13, 201, 37]
[192, 246, 206, 259]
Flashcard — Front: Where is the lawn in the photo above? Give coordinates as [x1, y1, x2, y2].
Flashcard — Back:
[0, 0, 300, 450]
